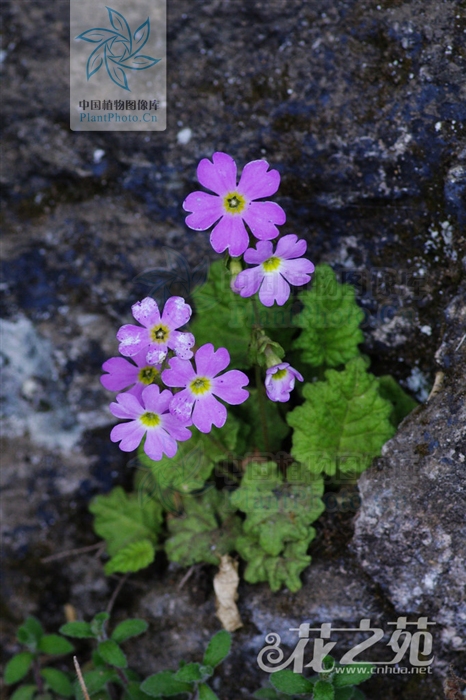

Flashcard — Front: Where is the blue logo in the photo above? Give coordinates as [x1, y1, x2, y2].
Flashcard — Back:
[76, 6, 161, 91]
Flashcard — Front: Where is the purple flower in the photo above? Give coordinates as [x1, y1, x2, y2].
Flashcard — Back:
[183, 152, 286, 257]
[232, 234, 315, 307]
[265, 363, 303, 403]
[116, 296, 195, 365]
[162, 343, 249, 433]
[100, 350, 162, 400]
[109, 385, 191, 461]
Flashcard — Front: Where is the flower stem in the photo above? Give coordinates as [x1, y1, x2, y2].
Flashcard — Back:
[254, 363, 270, 454]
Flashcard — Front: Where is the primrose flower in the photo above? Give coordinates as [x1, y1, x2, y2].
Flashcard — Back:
[183, 152, 286, 257]
[109, 385, 191, 461]
[100, 349, 162, 400]
[162, 343, 249, 433]
[232, 234, 315, 307]
[117, 296, 195, 366]
[265, 362, 303, 403]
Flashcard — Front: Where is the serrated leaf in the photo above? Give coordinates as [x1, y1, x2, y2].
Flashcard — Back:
[190, 261, 295, 370]
[237, 388, 290, 452]
[97, 640, 127, 669]
[293, 264, 364, 368]
[203, 630, 231, 668]
[270, 669, 314, 694]
[174, 662, 203, 683]
[89, 486, 162, 568]
[165, 490, 242, 566]
[231, 463, 324, 556]
[333, 664, 373, 687]
[40, 668, 73, 697]
[313, 680, 335, 700]
[140, 671, 192, 697]
[59, 622, 95, 639]
[74, 669, 116, 700]
[17, 617, 44, 649]
[10, 684, 37, 700]
[237, 533, 315, 592]
[377, 374, 418, 427]
[105, 539, 155, 575]
[38, 635, 74, 655]
[4, 653, 34, 685]
[288, 357, 395, 476]
[111, 619, 148, 644]
[198, 684, 219, 700]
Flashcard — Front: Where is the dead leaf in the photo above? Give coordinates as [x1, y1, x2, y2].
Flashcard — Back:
[213, 554, 243, 632]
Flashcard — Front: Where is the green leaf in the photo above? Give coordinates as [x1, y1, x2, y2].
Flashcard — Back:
[140, 671, 193, 697]
[38, 635, 74, 655]
[313, 680, 335, 700]
[17, 617, 44, 650]
[105, 539, 155, 575]
[293, 264, 364, 368]
[91, 613, 110, 638]
[333, 664, 373, 687]
[231, 462, 324, 556]
[198, 684, 219, 700]
[334, 688, 355, 700]
[89, 487, 162, 571]
[174, 662, 203, 683]
[377, 374, 418, 427]
[111, 619, 148, 644]
[270, 669, 314, 694]
[59, 622, 95, 639]
[253, 689, 282, 700]
[165, 489, 242, 566]
[97, 640, 128, 669]
[74, 669, 117, 700]
[288, 357, 395, 476]
[10, 685, 37, 700]
[190, 260, 295, 369]
[203, 630, 231, 668]
[236, 388, 290, 452]
[236, 533, 315, 592]
[40, 668, 73, 697]
[4, 653, 34, 685]
[123, 681, 151, 700]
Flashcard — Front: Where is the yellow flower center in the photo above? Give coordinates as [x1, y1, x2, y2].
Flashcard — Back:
[272, 368, 288, 381]
[150, 323, 170, 344]
[223, 191, 246, 214]
[138, 366, 160, 385]
[140, 411, 161, 427]
[262, 256, 282, 273]
[189, 376, 212, 396]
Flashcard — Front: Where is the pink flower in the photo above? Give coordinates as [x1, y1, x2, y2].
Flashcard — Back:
[109, 385, 191, 461]
[100, 350, 162, 400]
[116, 296, 195, 366]
[183, 152, 286, 257]
[232, 234, 315, 307]
[162, 343, 249, 433]
[265, 363, 303, 403]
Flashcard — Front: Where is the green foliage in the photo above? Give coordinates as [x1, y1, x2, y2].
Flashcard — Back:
[89, 486, 163, 574]
[165, 489, 242, 566]
[288, 357, 395, 476]
[202, 630, 232, 668]
[333, 663, 373, 687]
[236, 388, 290, 452]
[270, 669, 314, 694]
[377, 374, 418, 427]
[74, 669, 117, 700]
[10, 685, 37, 700]
[17, 617, 44, 651]
[174, 662, 204, 683]
[140, 671, 192, 697]
[313, 680, 335, 700]
[37, 635, 74, 656]
[198, 684, 220, 700]
[4, 653, 34, 685]
[97, 640, 127, 668]
[59, 621, 95, 639]
[293, 264, 364, 368]
[111, 619, 148, 644]
[190, 260, 294, 369]
[40, 668, 73, 697]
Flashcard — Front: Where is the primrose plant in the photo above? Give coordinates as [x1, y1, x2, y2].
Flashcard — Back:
[96, 152, 416, 593]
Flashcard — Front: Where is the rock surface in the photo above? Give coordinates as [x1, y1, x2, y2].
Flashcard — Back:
[1, 0, 465, 698]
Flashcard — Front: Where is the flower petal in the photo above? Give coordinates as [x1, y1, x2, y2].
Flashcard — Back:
[101, 357, 138, 391]
[169, 388, 196, 423]
[183, 191, 223, 230]
[243, 240, 273, 265]
[233, 267, 264, 298]
[210, 215, 249, 256]
[162, 296, 192, 329]
[194, 343, 230, 377]
[192, 394, 227, 432]
[169, 330, 195, 359]
[280, 258, 315, 287]
[146, 344, 168, 365]
[110, 392, 145, 419]
[237, 160, 280, 200]
[110, 421, 145, 451]
[131, 297, 160, 328]
[258, 273, 290, 307]
[242, 201, 286, 240]
[212, 370, 249, 404]
[161, 413, 192, 438]
[275, 234, 307, 260]
[197, 152, 237, 195]
[144, 427, 178, 460]
[162, 357, 196, 388]
[117, 324, 147, 357]
[140, 384, 161, 411]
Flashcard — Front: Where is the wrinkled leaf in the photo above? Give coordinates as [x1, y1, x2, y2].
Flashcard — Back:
[203, 630, 231, 669]
[105, 539, 155, 575]
[270, 669, 314, 695]
[313, 680, 335, 700]
[174, 663, 203, 683]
